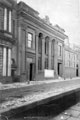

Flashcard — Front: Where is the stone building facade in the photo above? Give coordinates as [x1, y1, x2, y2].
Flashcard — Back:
[0, 0, 17, 83]
[1, 0, 79, 83]
[64, 44, 80, 79]
[16, 2, 68, 82]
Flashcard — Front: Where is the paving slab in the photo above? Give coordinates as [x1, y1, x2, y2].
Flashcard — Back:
[76, 102, 80, 106]
[70, 106, 80, 112]
[63, 109, 80, 118]
[52, 113, 70, 120]
[77, 115, 80, 119]
[67, 117, 80, 120]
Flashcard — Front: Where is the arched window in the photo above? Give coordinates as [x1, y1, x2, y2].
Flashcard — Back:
[45, 36, 49, 55]
[38, 33, 43, 54]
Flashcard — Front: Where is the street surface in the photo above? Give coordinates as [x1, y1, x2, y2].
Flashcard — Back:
[0, 77, 80, 119]
[4, 91, 80, 120]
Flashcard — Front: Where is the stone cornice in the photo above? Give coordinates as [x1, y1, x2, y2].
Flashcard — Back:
[0, 0, 17, 8]
[0, 30, 16, 44]
[17, 2, 68, 41]
[18, 11, 68, 41]
[18, 2, 39, 16]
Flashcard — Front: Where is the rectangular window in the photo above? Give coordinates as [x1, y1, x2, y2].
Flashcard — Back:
[13, 20, 15, 37]
[4, 8, 7, 31]
[38, 56, 42, 70]
[38, 38, 42, 54]
[51, 57, 54, 70]
[28, 33, 33, 48]
[0, 8, 4, 30]
[58, 45, 62, 57]
[6, 48, 8, 76]
[0, 47, 3, 75]
[45, 41, 49, 55]
[3, 48, 7, 76]
[8, 49, 11, 76]
[45, 58, 48, 69]
[51, 41, 54, 56]
[3, 48, 11, 76]
[65, 51, 70, 67]
[4, 8, 12, 32]
[9, 11, 11, 32]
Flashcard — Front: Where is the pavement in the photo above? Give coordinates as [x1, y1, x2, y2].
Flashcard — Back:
[0, 77, 80, 116]
[53, 102, 80, 120]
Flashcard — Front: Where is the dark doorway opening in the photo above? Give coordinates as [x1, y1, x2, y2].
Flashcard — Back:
[58, 63, 60, 76]
[58, 63, 62, 77]
[76, 64, 79, 77]
[29, 63, 33, 81]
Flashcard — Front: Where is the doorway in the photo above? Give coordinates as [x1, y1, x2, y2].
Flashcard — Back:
[58, 63, 62, 77]
[28, 63, 34, 81]
[27, 58, 35, 81]
[29, 63, 33, 81]
[76, 64, 79, 77]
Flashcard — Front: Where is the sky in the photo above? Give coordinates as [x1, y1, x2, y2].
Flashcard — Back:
[17, 0, 80, 45]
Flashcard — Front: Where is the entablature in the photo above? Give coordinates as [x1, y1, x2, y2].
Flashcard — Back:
[17, 9, 68, 42]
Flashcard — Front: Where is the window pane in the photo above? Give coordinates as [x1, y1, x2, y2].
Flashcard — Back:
[38, 39, 42, 54]
[45, 58, 48, 69]
[3, 48, 7, 76]
[28, 33, 32, 41]
[13, 20, 15, 37]
[38, 57, 42, 70]
[9, 11, 11, 32]
[0, 47, 3, 75]
[58, 45, 62, 57]
[28, 41, 31, 48]
[4, 8, 7, 30]
[8, 49, 11, 76]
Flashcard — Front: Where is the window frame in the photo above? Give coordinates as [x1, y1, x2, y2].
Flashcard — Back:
[27, 32, 33, 48]
[4, 8, 12, 33]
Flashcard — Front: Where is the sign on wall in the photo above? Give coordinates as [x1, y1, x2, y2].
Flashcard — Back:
[44, 69, 54, 78]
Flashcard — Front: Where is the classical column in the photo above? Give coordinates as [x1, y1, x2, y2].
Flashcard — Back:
[3, 48, 7, 76]
[17, 26, 21, 76]
[42, 37, 45, 71]
[48, 40, 51, 69]
[8, 49, 11, 76]
[54, 39, 58, 77]
[35, 33, 39, 75]
[21, 29, 26, 74]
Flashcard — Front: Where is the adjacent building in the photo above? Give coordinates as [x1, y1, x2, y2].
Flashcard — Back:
[0, 0, 17, 83]
[64, 42, 80, 79]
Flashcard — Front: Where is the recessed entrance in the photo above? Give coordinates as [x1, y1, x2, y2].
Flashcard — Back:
[58, 63, 62, 77]
[76, 64, 79, 77]
[29, 63, 33, 81]
[27, 58, 35, 81]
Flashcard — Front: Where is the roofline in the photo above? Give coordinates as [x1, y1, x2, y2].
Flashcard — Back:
[18, 1, 39, 15]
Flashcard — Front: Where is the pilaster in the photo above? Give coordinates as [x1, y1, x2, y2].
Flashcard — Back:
[17, 26, 21, 75]
[54, 39, 58, 77]
[21, 29, 26, 75]
[48, 40, 52, 69]
[42, 37, 45, 71]
[35, 32, 39, 75]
